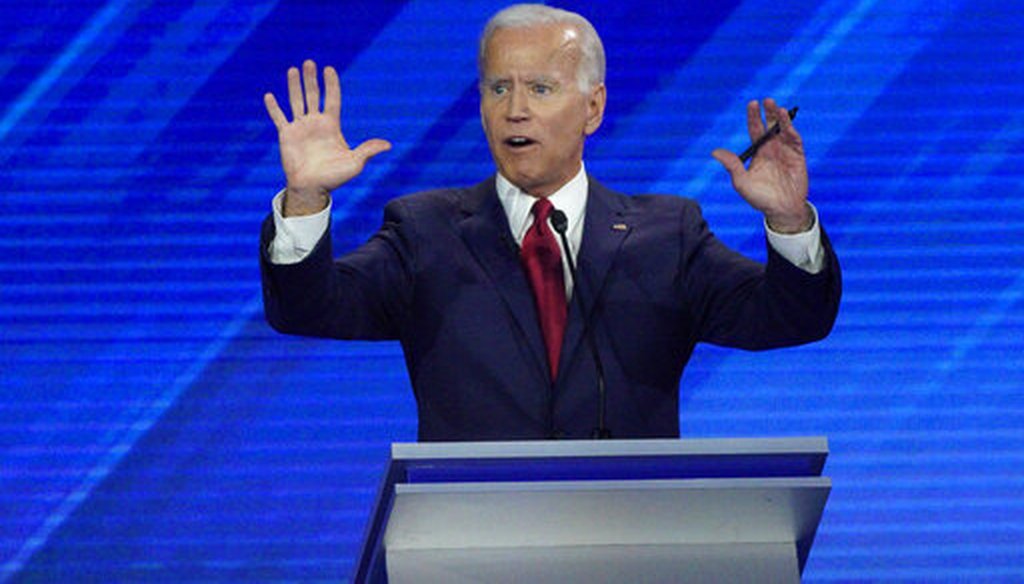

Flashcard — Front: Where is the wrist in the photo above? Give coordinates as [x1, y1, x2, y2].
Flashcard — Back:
[765, 203, 814, 234]
[283, 186, 329, 217]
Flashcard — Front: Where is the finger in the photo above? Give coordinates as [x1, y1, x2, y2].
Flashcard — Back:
[353, 138, 392, 162]
[782, 116, 803, 145]
[778, 104, 802, 142]
[711, 148, 745, 178]
[323, 66, 341, 118]
[263, 92, 288, 129]
[287, 66, 304, 118]
[745, 100, 764, 141]
[764, 99, 802, 145]
[763, 97, 780, 128]
[303, 59, 320, 114]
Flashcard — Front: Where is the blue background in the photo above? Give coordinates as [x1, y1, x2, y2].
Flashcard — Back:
[2, 0, 1022, 581]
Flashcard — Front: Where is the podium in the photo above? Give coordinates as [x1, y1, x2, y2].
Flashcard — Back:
[353, 437, 830, 583]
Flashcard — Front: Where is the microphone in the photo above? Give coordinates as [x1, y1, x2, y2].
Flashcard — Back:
[550, 209, 611, 439]
[501, 231, 519, 254]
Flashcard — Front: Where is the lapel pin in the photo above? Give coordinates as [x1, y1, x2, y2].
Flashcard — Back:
[612, 223, 628, 231]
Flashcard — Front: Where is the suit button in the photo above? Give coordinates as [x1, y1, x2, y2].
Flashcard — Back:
[549, 429, 566, 439]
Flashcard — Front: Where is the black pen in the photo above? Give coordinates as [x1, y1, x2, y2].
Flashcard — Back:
[738, 106, 798, 163]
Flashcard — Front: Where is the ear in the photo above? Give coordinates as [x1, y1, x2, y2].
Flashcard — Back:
[584, 83, 606, 136]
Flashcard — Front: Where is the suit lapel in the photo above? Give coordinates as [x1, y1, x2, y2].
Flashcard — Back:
[557, 178, 632, 383]
[457, 179, 550, 381]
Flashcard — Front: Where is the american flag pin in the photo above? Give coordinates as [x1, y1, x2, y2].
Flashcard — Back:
[612, 223, 628, 231]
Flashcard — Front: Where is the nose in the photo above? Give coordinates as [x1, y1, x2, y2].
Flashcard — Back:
[505, 85, 529, 121]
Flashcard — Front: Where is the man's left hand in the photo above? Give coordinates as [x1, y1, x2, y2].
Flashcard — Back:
[712, 98, 811, 234]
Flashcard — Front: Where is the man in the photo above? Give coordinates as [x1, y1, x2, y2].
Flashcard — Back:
[259, 4, 840, 441]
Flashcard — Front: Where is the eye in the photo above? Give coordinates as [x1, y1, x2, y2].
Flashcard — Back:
[532, 83, 553, 96]
[490, 83, 509, 96]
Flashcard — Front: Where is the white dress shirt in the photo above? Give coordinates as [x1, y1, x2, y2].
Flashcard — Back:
[267, 166, 825, 278]
[496, 164, 588, 297]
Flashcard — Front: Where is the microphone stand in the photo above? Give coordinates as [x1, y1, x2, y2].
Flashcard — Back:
[550, 209, 611, 439]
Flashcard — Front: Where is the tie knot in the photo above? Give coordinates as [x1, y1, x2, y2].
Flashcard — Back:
[531, 197, 554, 223]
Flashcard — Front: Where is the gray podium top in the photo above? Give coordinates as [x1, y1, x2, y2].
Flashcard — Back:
[391, 436, 828, 484]
[392, 436, 828, 460]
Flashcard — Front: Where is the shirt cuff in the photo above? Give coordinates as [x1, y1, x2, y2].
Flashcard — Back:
[268, 189, 331, 265]
[764, 203, 825, 274]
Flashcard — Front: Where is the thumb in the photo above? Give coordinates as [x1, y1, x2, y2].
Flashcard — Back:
[711, 148, 745, 179]
[354, 138, 392, 162]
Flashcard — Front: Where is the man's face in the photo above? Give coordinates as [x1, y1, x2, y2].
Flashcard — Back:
[480, 24, 606, 197]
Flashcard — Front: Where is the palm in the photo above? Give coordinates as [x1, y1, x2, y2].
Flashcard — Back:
[277, 111, 366, 193]
[712, 99, 810, 232]
[733, 131, 807, 214]
[264, 60, 390, 214]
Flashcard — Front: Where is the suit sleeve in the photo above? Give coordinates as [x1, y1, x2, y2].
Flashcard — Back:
[259, 198, 415, 340]
[680, 200, 841, 350]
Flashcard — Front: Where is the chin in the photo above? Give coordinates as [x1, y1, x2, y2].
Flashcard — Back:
[502, 167, 538, 189]
[511, 175, 548, 195]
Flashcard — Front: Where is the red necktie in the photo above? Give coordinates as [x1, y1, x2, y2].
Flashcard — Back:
[520, 198, 567, 381]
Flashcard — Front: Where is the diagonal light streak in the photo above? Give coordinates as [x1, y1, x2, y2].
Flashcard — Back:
[650, 0, 884, 196]
[0, 0, 132, 144]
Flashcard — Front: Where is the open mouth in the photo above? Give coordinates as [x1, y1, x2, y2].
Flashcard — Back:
[504, 136, 537, 149]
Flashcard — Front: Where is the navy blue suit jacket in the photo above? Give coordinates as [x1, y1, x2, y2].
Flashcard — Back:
[260, 176, 841, 441]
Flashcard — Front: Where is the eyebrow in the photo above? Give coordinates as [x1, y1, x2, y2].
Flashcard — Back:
[482, 75, 560, 86]
[526, 75, 559, 85]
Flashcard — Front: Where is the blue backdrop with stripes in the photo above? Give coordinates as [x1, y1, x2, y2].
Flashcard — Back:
[2, 0, 1022, 581]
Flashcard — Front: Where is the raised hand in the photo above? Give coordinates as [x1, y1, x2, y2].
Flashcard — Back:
[264, 60, 391, 216]
[711, 98, 811, 233]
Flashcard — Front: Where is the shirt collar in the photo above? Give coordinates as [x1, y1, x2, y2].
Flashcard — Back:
[496, 163, 588, 245]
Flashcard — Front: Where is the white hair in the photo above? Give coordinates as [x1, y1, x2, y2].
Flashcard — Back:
[478, 3, 606, 92]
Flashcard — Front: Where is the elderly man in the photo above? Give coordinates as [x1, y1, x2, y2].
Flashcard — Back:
[259, 4, 841, 441]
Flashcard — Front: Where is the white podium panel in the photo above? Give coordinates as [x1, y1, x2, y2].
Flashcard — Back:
[388, 543, 799, 584]
[384, 477, 828, 583]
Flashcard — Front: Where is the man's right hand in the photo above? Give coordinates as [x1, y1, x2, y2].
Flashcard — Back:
[264, 59, 391, 217]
